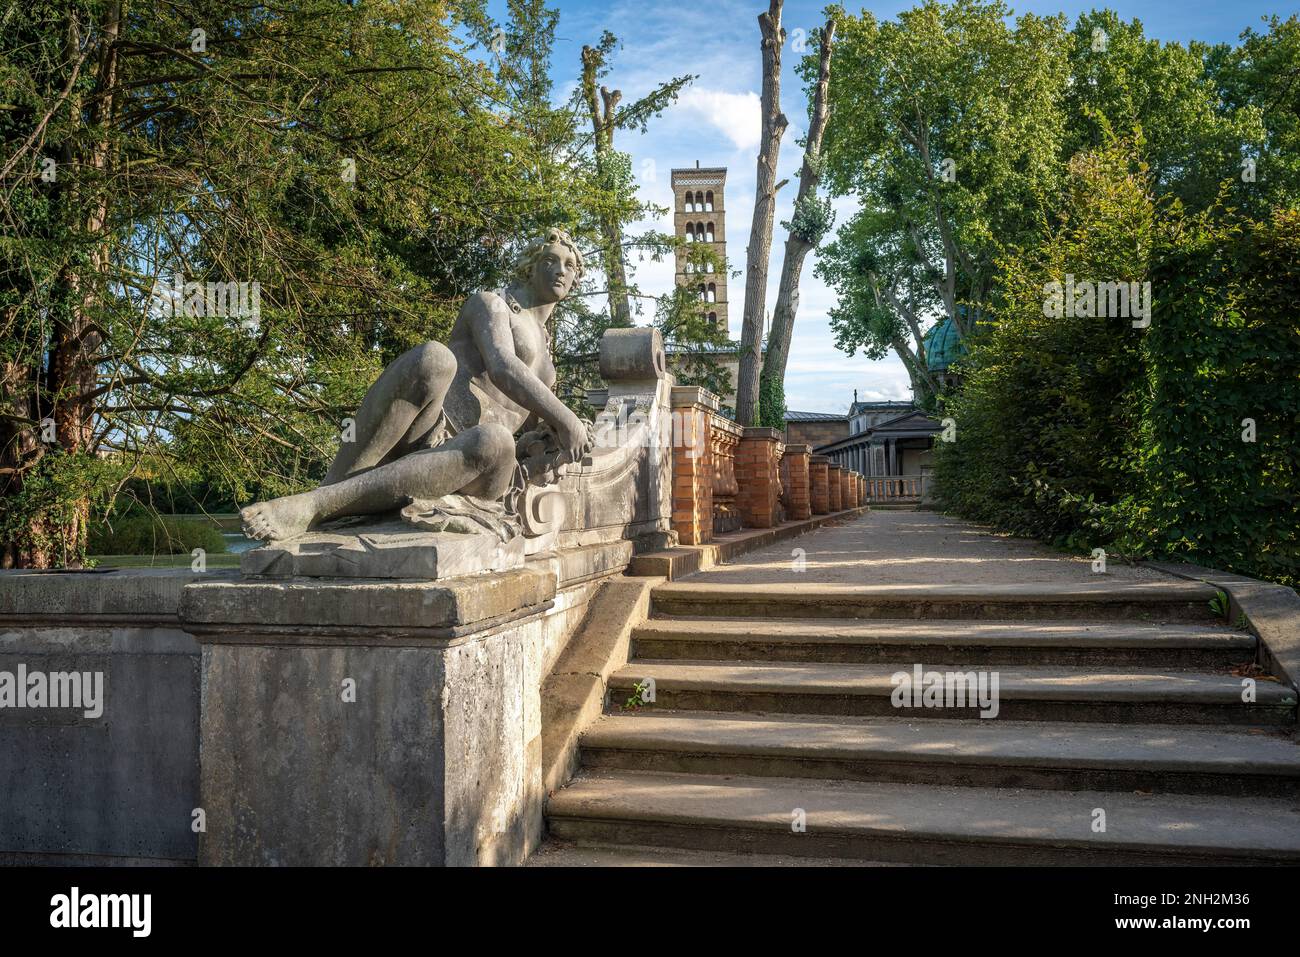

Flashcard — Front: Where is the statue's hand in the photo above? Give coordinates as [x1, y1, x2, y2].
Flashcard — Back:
[554, 409, 592, 466]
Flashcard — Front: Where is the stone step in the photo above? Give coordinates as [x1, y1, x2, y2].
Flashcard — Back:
[546, 769, 1300, 865]
[631, 618, 1253, 669]
[526, 840, 894, 867]
[581, 711, 1300, 797]
[650, 581, 1222, 622]
[607, 661, 1297, 726]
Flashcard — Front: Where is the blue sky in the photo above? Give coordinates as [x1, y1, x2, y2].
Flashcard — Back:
[490, 0, 1293, 414]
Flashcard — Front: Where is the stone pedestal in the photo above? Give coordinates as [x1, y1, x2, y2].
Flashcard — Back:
[810, 455, 831, 515]
[181, 567, 555, 866]
[736, 427, 785, 529]
[781, 444, 812, 521]
[828, 464, 844, 511]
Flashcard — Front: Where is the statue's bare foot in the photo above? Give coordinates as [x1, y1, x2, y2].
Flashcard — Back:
[241, 492, 318, 542]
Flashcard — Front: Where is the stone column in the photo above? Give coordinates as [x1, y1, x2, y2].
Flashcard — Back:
[781, 444, 812, 521]
[810, 455, 831, 514]
[735, 427, 785, 528]
[181, 570, 556, 866]
[669, 386, 716, 546]
[840, 468, 853, 508]
[828, 464, 844, 511]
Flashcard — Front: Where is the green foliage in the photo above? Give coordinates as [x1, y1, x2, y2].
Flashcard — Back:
[0, 450, 121, 567]
[89, 515, 227, 557]
[1209, 591, 1229, 619]
[758, 374, 787, 431]
[817, 0, 1071, 400]
[935, 135, 1300, 589]
[1107, 205, 1300, 586]
[934, 135, 1152, 549]
[0, 0, 689, 566]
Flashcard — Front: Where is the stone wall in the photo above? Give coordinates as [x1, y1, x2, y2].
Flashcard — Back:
[0, 570, 205, 865]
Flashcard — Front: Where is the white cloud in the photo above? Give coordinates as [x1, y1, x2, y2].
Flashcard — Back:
[676, 88, 762, 151]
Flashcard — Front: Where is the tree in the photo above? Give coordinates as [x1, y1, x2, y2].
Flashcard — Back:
[0, 0, 684, 567]
[816, 0, 1071, 402]
[734, 0, 788, 426]
[759, 13, 836, 429]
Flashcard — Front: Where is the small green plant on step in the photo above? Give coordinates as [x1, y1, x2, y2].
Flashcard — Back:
[1209, 590, 1229, 619]
[1235, 612, 1250, 630]
[623, 680, 652, 711]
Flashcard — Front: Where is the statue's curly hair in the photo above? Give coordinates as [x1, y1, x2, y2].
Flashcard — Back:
[512, 228, 584, 283]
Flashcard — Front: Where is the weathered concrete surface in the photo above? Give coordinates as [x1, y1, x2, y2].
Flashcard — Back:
[188, 553, 614, 866]
[0, 570, 207, 864]
[539, 577, 659, 795]
[181, 566, 556, 640]
[240, 518, 525, 580]
[548, 769, 1300, 865]
[197, 627, 544, 866]
[0, 567, 222, 620]
[688, 510, 1176, 585]
[628, 506, 870, 580]
[527, 841, 883, 866]
[650, 580, 1221, 622]
[579, 712, 1300, 796]
[1149, 562, 1300, 691]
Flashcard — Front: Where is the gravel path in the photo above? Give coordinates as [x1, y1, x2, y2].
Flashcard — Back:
[688, 510, 1176, 586]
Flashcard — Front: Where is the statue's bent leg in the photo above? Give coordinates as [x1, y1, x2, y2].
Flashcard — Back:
[241, 423, 516, 542]
[322, 341, 456, 485]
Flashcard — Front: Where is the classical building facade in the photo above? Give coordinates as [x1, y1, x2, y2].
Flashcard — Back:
[671, 162, 729, 334]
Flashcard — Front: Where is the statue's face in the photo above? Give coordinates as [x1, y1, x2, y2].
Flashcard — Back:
[530, 242, 579, 304]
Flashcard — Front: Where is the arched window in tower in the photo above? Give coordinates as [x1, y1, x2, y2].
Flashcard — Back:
[698, 283, 707, 302]
[695, 191, 704, 210]
[705, 191, 714, 211]
[685, 260, 694, 274]
[706, 222, 715, 243]
[708, 311, 717, 324]
[707, 283, 716, 303]
[684, 222, 694, 242]
[705, 260, 714, 273]
[684, 194, 694, 213]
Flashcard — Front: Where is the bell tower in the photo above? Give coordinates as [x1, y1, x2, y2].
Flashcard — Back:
[671, 162, 728, 335]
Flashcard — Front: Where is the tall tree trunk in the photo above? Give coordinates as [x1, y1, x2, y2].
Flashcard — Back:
[34, 1, 121, 567]
[581, 45, 632, 326]
[735, 0, 787, 426]
[761, 15, 835, 420]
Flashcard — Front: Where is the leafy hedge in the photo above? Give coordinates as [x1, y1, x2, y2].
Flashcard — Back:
[935, 137, 1299, 588]
[88, 515, 228, 556]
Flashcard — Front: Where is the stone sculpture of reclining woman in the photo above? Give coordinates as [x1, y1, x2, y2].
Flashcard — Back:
[240, 229, 592, 543]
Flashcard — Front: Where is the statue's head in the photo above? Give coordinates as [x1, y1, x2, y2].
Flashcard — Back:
[513, 228, 584, 304]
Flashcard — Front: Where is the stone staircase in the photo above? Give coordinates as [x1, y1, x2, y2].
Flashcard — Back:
[540, 580, 1300, 865]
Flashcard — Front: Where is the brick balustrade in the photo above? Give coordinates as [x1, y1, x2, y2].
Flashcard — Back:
[735, 427, 786, 529]
[669, 395, 860, 546]
[780, 445, 812, 521]
[668, 386, 716, 545]
[710, 416, 744, 535]
[809, 455, 831, 515]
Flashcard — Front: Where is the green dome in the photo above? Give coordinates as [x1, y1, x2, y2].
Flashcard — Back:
[924, 316, 966, 372]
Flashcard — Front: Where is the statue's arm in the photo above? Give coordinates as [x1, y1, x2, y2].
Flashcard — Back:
[468, 294, 577, 431]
